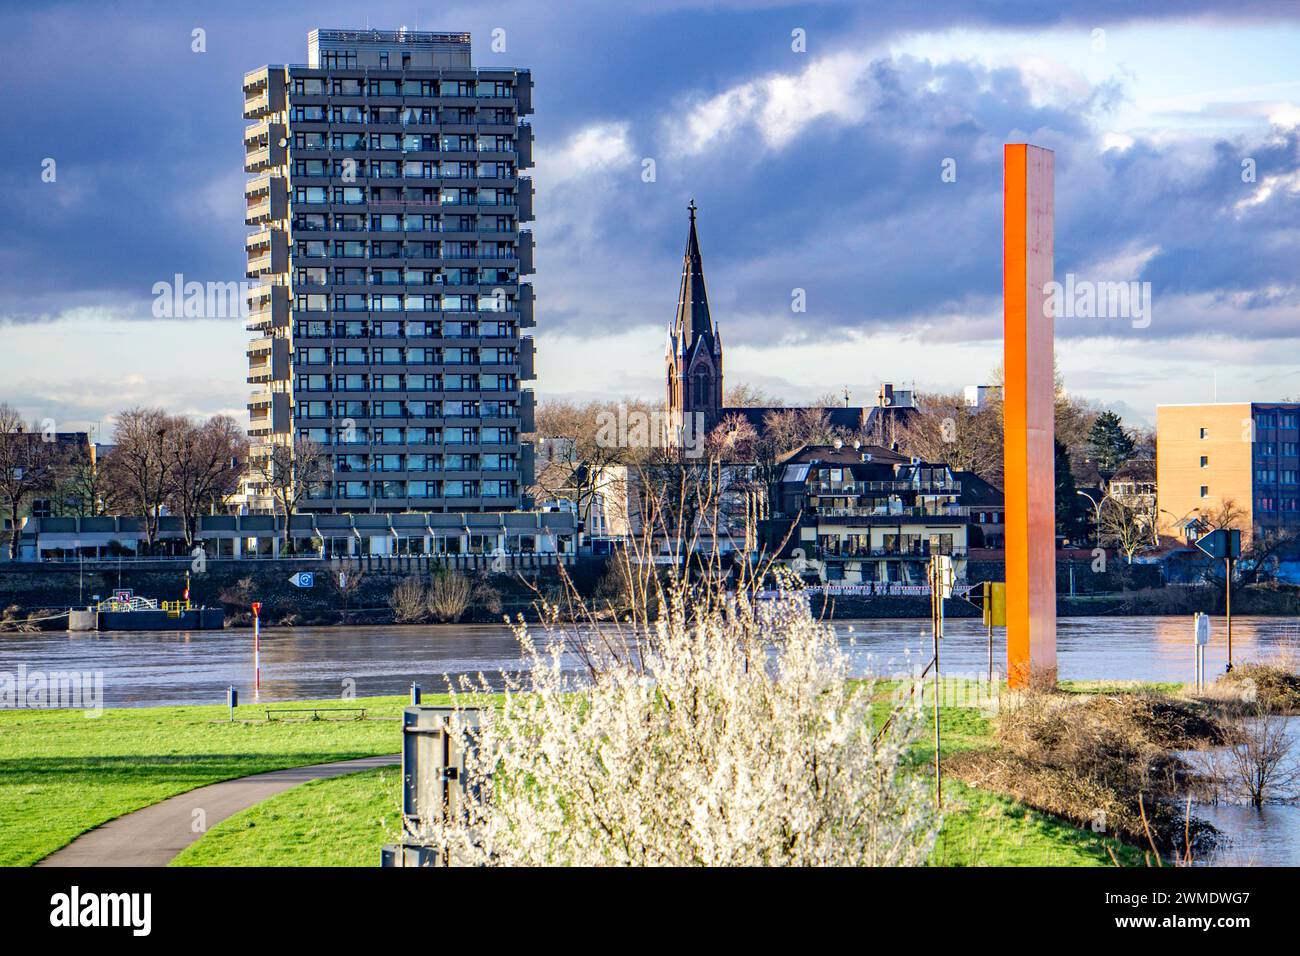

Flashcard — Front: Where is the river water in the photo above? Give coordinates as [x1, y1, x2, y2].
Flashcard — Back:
[5, 614, 1299, 865]
[4, 614, 1297, 709]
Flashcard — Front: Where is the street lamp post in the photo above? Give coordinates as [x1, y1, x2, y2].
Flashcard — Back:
[1076, 489, 1106, 549]
[1159, 507, 1202, 545]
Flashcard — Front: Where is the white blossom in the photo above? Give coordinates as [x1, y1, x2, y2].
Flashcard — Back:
[416, 573, 938, 866]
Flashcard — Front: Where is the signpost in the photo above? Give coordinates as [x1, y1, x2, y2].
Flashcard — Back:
[251, 601, 263, 696]
[1192, 612, 1211, 691]
[929, 554, 955, 807]
[1196, 529, 1241, 671]
[982, 581, 1007, 684]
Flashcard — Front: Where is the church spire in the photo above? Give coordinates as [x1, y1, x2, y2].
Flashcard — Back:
[674, 199, 715, 346]
[666, 200, 724, 440]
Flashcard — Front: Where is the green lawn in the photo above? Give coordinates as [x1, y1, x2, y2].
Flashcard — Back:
[1059, 679, 1186, 696]
[0, 694, 435, 867]
[933, 783, 1141, 866]
[171, 766, 402, 867]
[171, 690, 1135, 868]
[175, 760, 1137, 868]
[3, 682, 1147, 868]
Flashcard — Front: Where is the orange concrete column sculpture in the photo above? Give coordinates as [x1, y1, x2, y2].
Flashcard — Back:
[1003, 143, 1058, 689]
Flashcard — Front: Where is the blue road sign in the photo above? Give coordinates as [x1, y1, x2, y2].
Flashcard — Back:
[1195, 529, 1241, 560]
[288, 571, 315, 589]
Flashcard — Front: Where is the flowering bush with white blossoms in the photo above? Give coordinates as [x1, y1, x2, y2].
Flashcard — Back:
[417, 570, 939, 867]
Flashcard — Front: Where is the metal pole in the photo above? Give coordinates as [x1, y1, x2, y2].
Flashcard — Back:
[1193, 614, 1200, 690]
[253, 612, 261, 697]
[1225, 557, 1233, 672]
[931, 558, 942, 808]
[987, 617, 994, 685]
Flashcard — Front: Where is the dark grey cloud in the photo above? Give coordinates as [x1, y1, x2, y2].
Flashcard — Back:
[533, 47, 1300, 349]
[2, 0, 1299, 341]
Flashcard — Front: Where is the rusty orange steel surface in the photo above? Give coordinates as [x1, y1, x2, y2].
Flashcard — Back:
[1003, 144, 1058, 688]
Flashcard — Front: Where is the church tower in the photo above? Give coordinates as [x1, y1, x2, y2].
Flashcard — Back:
[665, 200, 723, 441]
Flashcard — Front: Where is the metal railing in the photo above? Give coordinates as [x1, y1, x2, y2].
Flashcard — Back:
[814, 546, 969, 560]
[809, 480, 960, 494]
[814, 506, 971, 519]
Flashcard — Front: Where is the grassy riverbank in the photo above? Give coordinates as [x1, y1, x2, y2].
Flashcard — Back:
[169, 690, 1137, 867]
[171, 765, 403, 867]
[3, 684, 1153, 868]
[0, 694, 424, 867]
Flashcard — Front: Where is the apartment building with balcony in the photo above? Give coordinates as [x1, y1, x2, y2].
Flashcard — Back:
[243, 28, 536, 514]
[761, 443, 971, 585]
[1157, 402, 1300, 544]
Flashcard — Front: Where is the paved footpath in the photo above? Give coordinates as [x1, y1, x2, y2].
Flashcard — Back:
[36, 754, 400, 867]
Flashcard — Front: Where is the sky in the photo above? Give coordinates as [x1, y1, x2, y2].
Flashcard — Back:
[2, 0, 1300, 439]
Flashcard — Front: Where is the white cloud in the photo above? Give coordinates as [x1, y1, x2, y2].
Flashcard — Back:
[1016, 56, 1094, 108]
[533, 121, 635, 189]
[1077, 242, 1161, 282]
[1233, 167, 1300, 213]
[666, 49, 876, 158]
[1100, 130, 1135, 152]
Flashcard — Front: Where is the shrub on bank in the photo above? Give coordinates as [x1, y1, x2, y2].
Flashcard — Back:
[384, 570, 502, 625]
[947, 692, 1225, 857]
[411, 555, 940, 865]
[1212, 662, 1300, 715]
[426, 571, 472, 623]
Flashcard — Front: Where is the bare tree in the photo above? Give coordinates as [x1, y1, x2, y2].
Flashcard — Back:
[255, 438, 329, 552]
[1100, 496, 1151, 563]
[894, 392, 1003, 485]
[166, 415, 248, 547]
[758, 408, 804, 458]
[0, 404, 59, 559]
[1201, 497, 1248, 533]
[1208, 707, 1300, 807]
[709, 413, 758, 463]
[760, 406, 838, 454]
[530, 398, 644, 531]
[107, 407, 180, 553]
[55, 451, 119, 517]
[334, 565, 366, 624]
[1238, 528, 1297, 586]
[960, 361, 1099, 487]
[427, 570, 472, 622]
[388, 575, 429, 623]
[723, 383, 784, 408]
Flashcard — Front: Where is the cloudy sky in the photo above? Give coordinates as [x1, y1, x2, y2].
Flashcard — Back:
[3, 0, 1300, 438]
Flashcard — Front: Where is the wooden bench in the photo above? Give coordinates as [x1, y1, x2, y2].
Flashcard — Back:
[264, 707, 368, 722]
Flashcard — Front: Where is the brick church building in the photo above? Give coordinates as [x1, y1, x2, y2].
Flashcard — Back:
[664, 202, 914, 446]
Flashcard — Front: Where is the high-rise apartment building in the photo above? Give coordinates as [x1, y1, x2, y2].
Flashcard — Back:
[1156, 402, 1300, 542]
[243, 28, 535, 514]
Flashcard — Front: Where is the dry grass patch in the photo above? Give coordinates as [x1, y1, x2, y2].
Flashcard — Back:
[1211, 662, 1300, 715]
[947, 691, 1226, 857]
